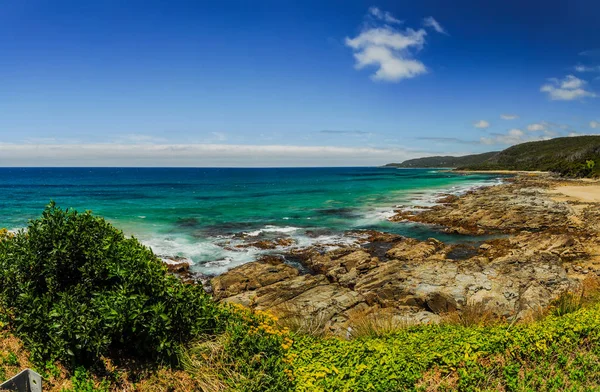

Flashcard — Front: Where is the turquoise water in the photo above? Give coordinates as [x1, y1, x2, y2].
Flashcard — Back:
[0, 168, 502, 275]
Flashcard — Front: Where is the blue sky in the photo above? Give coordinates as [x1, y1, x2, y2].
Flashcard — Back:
[0, 0, 599, 166]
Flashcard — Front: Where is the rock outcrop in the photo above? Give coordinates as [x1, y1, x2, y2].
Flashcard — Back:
[208, 175, 600, 335]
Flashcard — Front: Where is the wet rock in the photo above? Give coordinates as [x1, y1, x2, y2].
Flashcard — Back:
[236, 237, 295, 249]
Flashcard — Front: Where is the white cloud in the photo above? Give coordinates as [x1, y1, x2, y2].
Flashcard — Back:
[500, 114, 519, 120]
[527, 123, 546, 131]
[590, 121, 600, 129]
[540, 75, 596, 101]
[473, 120, 490, 129]
[423, 16, 447, 35]
[345, 10, 430, 82]
[0, 143, 425, 167]
[368, 7, 402, 24]
[574, 65, 600, 72]
[560, 75, 584, 89]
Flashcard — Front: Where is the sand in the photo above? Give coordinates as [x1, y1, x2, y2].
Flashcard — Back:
[550, 185, 600, 203]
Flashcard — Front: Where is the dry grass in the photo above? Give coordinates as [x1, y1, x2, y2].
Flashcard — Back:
[0, 325, 212, 392]
[416, 367, 461, 391]
[346, 308, 415, 339]
[581, 275, 600, 303]
[442, 301, 504, 327]
[0, 328, 72, 392]
[179, 337, 240, 392]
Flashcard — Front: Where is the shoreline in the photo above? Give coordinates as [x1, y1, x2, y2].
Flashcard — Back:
[158, 170, 505, 277]
[210, 173, 600, 335]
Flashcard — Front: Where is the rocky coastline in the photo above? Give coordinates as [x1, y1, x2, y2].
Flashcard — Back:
[170, 174, 600, 335]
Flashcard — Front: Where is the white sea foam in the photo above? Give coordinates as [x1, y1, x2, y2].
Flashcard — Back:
[140, 232, 264, 275]
[142, 175, 505, 276]
[245, 225, 300, 237]
[140, 224, 363, 275]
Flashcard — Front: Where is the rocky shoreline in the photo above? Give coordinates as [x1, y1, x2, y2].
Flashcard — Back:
[171, 174, 600, 335]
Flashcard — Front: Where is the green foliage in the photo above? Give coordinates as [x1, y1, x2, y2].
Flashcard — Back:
[289, 302, 600, 391]
[0, 203, 221, 367]
[457, 135, 600, 177]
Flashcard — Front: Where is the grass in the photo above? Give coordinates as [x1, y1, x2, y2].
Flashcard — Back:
[345, 308, 417, 338]
[441, 301, 504, 328]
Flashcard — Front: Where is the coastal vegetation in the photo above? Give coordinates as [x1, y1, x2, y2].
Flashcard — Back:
[387, 135, 600, 177]
[2, 204, 600, 391]
[0, 205, 292, 391]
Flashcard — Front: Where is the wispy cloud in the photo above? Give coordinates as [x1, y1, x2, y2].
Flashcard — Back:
[345, 8, 431, 82]
[368, 6, 402, 24]
[527, 123, 546, 131]
[0, 143, 425, 167]
[591, 121, 600, 129]
[473, 120, 490, 129]
[500, 114, 519, 120]
[579, 49, 600, 57]
[320, 130, 372, 135]
[210, 132, 227, 142]
[540, 75, 596, 101]
[480, 127, 557, 146]
[574, 64, 600, 72]
[423, 16, 447, 35]
[480, 129, 525, 145]
[416, 137, 481, 145]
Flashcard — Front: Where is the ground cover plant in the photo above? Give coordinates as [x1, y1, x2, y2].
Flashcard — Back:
[288, 302, 600, 391]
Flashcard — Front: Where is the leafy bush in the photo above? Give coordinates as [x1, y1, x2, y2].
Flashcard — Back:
[0, 203, 220, 367]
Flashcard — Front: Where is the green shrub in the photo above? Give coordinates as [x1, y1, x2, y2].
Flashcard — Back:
[0, 203, 220, 367]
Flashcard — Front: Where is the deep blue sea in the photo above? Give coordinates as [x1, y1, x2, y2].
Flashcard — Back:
[0, 167, 502, 275]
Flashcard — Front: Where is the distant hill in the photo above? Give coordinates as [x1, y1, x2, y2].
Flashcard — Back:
[386, 136, 600, 177]
[384, 151, 499, 168]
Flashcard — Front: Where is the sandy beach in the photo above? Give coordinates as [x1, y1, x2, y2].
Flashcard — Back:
[549, 183, 600, 203]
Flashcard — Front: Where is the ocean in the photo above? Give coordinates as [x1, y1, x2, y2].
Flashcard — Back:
[0, 167, 502, 275]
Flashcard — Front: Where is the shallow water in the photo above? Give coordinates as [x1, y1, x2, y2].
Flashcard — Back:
[0, 167, 503, 274]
